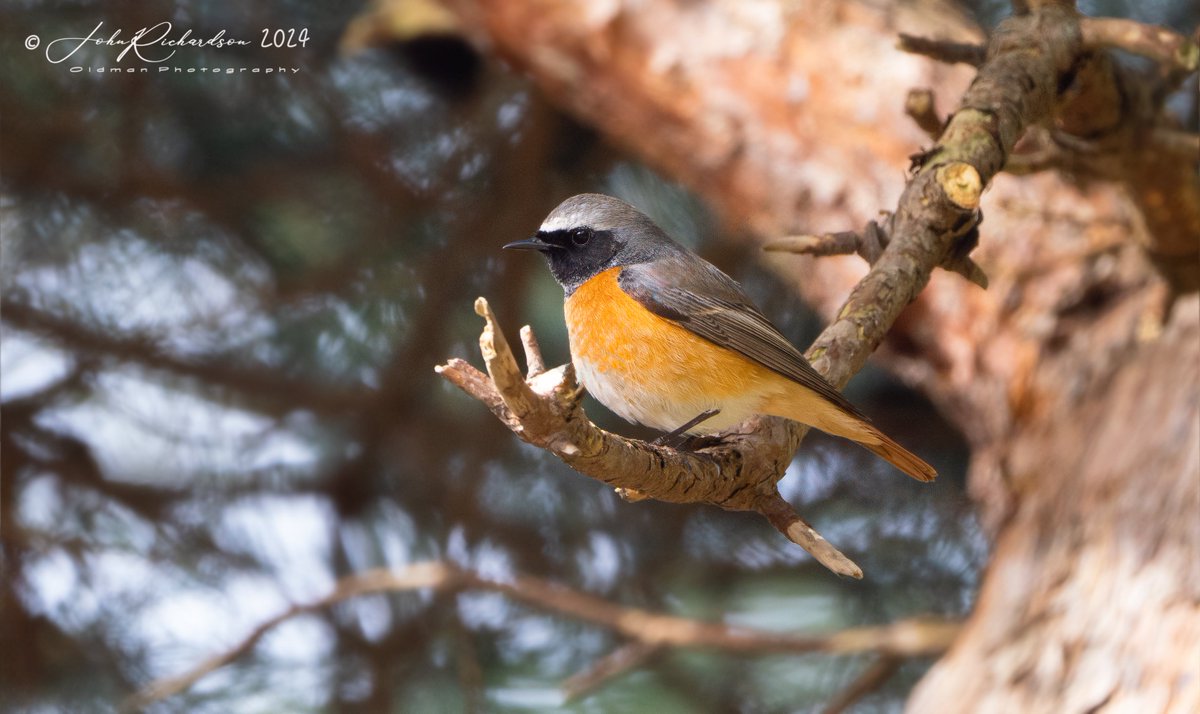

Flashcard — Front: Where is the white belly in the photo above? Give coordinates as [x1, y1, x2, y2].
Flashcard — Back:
[573, 353, 764, 435]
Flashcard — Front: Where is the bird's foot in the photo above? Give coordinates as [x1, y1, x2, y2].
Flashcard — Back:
[651, 409, 720, 449]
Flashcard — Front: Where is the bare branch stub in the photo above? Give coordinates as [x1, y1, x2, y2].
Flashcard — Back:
[758, 493, 864, 579]
[763, 231, 863, 258]
[905, 88, 944, 139]
[896, 33, 986, 67]
[770, 210, 987, 289]
[519, 324, 546, 377]
[765, 221, 894, 265]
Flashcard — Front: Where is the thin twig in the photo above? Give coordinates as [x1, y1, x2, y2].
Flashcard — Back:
[897, 33, 986, 67]
[563, 642, 661, 702]
[520, 324, 546, 377]
[821, 656, 903, 714]
[452, 600, 486, 714]
[764, 232, 862, 257]
[435, 358, 513, 419]
[1151, 128, 1200, 159]
[764, 221, 886, 264]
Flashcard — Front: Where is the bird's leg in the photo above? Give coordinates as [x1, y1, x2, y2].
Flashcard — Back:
[652, 408, 721, 449]
[567, 383, 587, 406]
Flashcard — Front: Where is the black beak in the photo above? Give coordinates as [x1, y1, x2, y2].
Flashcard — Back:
[503, 235, 553, 252]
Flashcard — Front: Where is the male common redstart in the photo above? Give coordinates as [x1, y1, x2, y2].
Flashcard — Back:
[505, 194, 936, 482]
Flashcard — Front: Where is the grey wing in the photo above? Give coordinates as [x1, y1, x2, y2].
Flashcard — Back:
[618, 256, 867, 420]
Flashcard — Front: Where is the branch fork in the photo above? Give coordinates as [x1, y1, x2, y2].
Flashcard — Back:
[766, 193, 989, 290]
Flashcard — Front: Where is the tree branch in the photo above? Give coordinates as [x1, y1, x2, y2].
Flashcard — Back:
[129, 561, 961, 708]
[562, 642, 660, 702]
[126, 563, 455, 710]
[898, 10, 1199, 295]
[2, 301, 366, 416]
[899, 16, 1200, 77]
[1078, 17, 1200, 75]
[436, 299, 864, 578]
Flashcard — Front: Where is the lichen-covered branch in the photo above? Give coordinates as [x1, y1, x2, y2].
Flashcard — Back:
[901, 8, 1200, 296]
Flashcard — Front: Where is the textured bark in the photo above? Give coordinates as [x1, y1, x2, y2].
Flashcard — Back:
[907, 295, 1200, 713]
[379, 0, 1200, 709]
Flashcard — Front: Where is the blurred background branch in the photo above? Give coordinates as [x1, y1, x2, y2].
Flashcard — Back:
[131, 561, 961, 708]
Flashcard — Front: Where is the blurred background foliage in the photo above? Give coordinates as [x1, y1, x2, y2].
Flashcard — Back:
[1, 0, 1188, 711]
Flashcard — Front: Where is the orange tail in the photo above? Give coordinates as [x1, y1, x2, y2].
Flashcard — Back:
[856, 423, 937, 482]
[763, 389, 937, 482]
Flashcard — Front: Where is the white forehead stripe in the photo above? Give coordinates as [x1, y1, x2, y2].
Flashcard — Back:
[539, 194, 645, 233]
[539, 205, 591, 232]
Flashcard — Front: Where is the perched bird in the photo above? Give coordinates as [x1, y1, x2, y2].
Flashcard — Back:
[505, 194, 936, 482]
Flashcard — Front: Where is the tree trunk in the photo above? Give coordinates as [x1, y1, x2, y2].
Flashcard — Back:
[908, 293, 1199, 713]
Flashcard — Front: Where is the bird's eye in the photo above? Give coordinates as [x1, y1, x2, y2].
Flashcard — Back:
[570, 228, 591, 247]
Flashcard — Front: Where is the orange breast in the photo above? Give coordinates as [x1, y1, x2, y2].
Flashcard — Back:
[564, 267, 781, 432]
